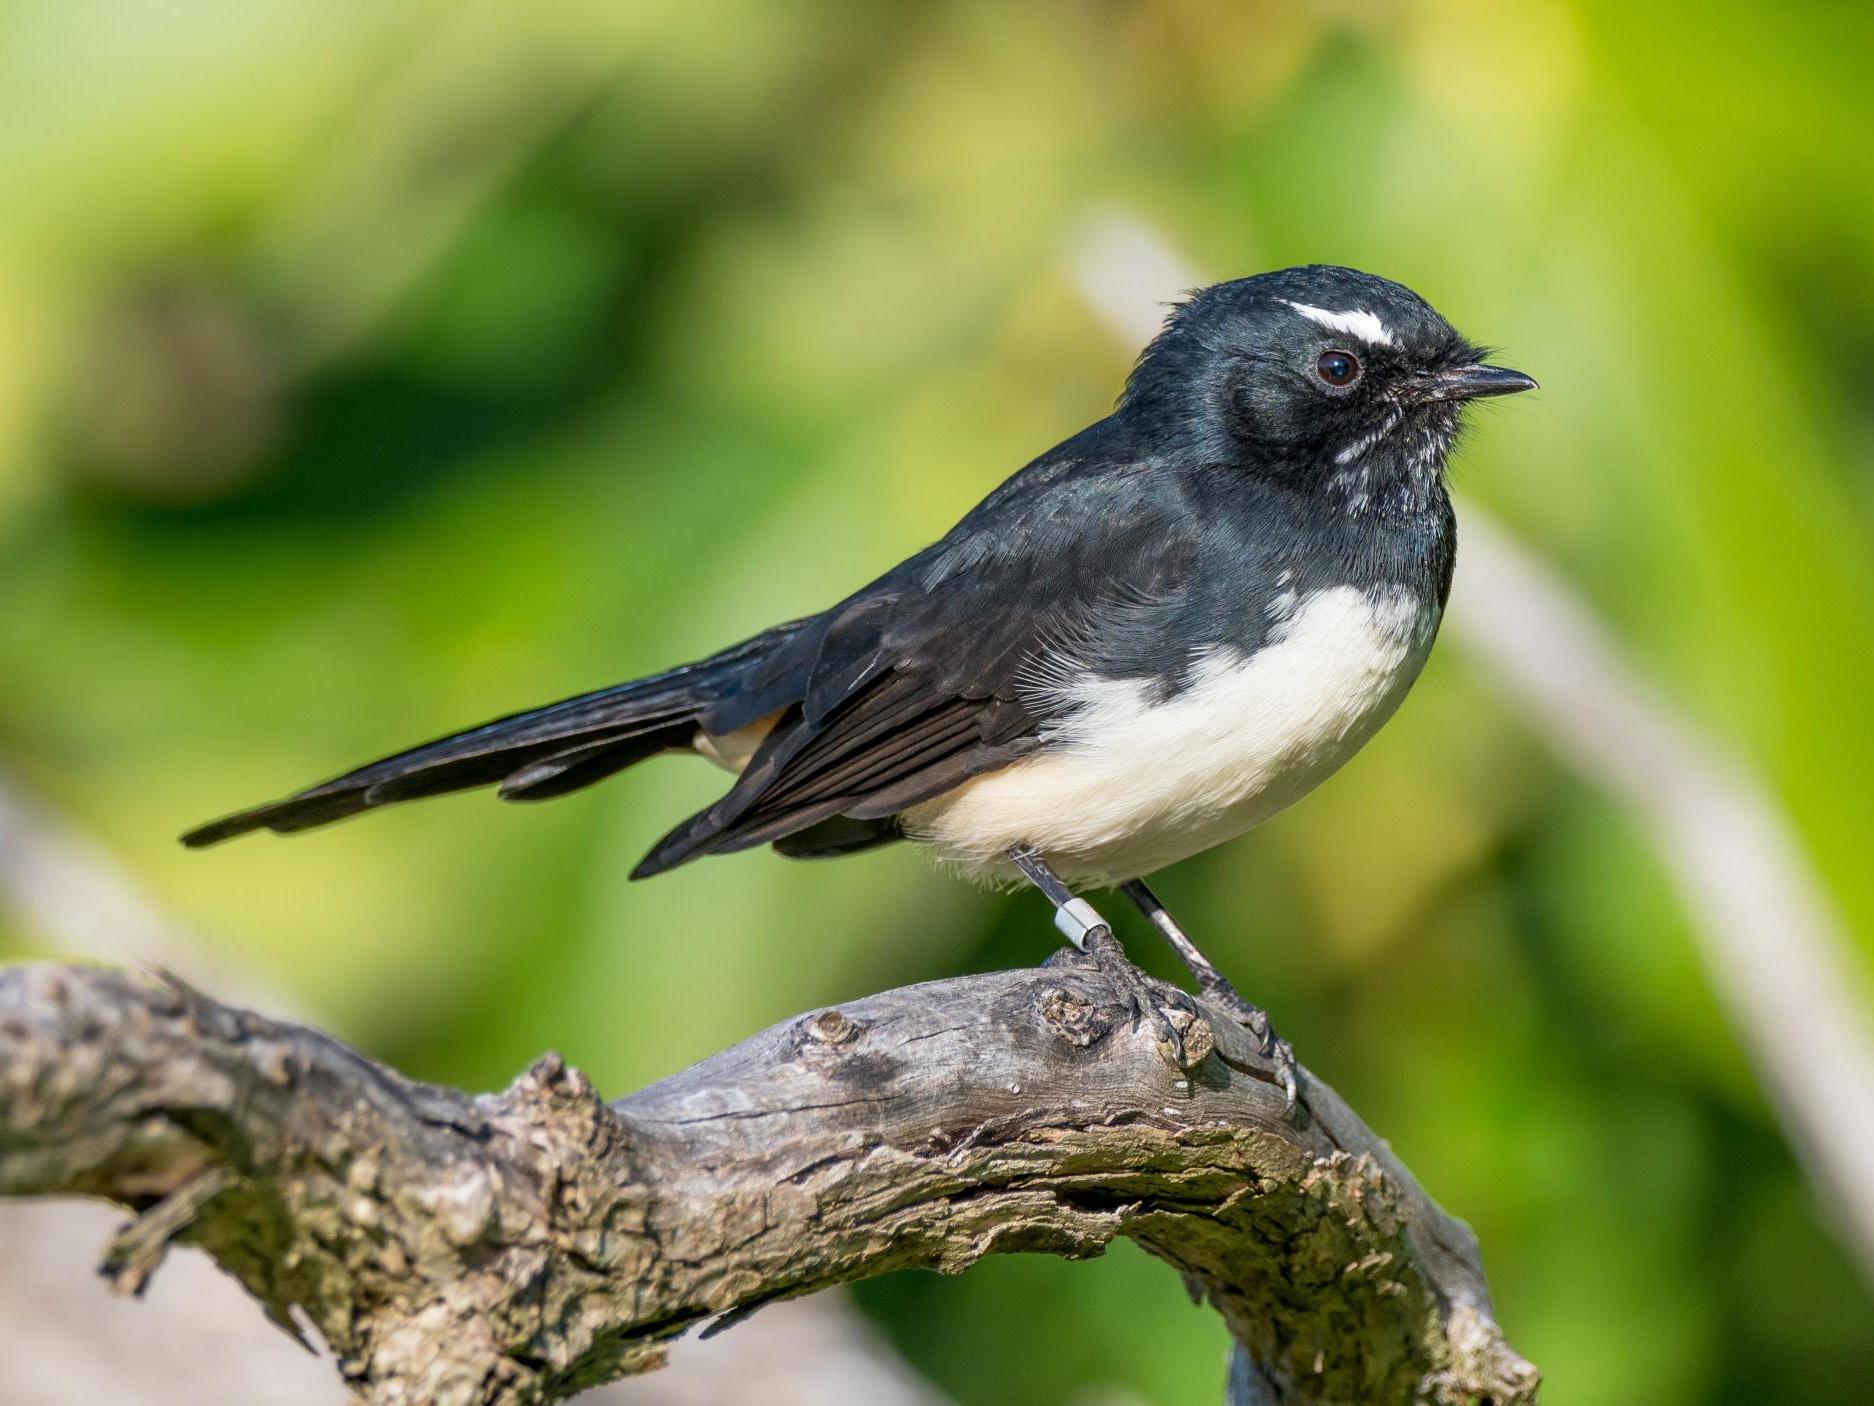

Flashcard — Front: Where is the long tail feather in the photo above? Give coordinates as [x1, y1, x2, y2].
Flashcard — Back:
[182, 619, 817, 847]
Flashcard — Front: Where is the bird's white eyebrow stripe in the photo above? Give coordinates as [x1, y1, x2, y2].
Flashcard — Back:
[1281, 300, 1398, 349]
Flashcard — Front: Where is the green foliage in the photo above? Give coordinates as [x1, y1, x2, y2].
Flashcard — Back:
[3, 2, 1872, 1401]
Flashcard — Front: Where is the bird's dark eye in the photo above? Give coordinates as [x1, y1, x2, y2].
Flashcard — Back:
[1315, 350, 1361, 387]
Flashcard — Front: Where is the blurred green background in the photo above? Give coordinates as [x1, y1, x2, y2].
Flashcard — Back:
[3, 1, 1873, 1402]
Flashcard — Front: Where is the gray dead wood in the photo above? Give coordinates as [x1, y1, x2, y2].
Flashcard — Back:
[0, 959, 1538, 1405]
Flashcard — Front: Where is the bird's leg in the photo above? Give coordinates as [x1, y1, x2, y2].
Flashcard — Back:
[1007, 847, 1192, 1068]
[1120, 877, 1298, 1109]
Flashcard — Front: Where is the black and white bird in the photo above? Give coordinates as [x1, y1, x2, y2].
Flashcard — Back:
[185, 265, 1535, 1097]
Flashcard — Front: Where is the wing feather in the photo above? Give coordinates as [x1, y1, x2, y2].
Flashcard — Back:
[632, 438, 1202, 878]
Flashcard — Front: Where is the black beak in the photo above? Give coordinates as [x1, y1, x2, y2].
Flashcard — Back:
[1425, 363, 1539, 402]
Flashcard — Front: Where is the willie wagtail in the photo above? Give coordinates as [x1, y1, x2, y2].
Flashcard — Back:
[184, 265, 1536, 1099]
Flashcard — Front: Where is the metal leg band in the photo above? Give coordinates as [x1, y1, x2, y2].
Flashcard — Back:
[1052, 897, 1105, 950]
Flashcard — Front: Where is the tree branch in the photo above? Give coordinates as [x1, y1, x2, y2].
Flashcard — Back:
[0, 960, 1536, 1405]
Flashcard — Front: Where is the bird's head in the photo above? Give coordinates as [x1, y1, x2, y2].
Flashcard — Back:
[1118, 265, 1535, 518]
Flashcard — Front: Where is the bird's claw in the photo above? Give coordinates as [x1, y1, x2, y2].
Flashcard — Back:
[1201, 978, 1300, 1118]
[1082, 928, 1198, 1070]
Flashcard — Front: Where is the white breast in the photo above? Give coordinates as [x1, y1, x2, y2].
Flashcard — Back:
[904, 585, 1439, 884]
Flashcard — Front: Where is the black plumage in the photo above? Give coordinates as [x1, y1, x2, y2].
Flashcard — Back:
[183, 266, 1533, 904]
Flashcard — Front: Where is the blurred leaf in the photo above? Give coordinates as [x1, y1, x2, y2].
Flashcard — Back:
[3, 3, 1872, 1401]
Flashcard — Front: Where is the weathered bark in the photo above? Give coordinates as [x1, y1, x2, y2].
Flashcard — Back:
[0, 958, 1538, 1405]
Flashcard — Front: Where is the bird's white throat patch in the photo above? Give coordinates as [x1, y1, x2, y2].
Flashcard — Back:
[1282, 300, 1398, 349]
[906, 585, 1439, 884]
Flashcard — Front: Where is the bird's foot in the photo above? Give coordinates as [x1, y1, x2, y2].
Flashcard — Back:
[1198, 976, 1299, 1115]
[1081, 927, 1204, 1071]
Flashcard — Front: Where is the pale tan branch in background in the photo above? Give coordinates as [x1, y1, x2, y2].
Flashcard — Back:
[1066, 209, 1874, 1288]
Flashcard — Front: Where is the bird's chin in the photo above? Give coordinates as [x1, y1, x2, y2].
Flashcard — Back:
[1407, 402, 1463, 473]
